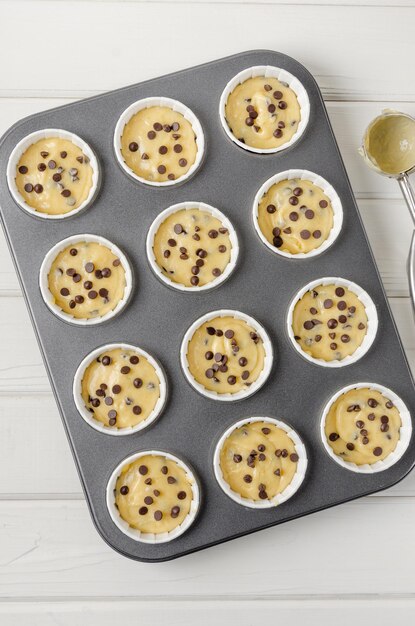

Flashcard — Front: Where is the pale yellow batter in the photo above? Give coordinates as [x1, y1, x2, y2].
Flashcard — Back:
[15, 137, 93, 215]
[292, 284, 368, 362]
[220, 421, 299, 501]
[364, 113, 415, 175]
[120, 106, 198, 183]
[115, 454, 194, 534]
[225, 76, 301, 150]
[48, 241, 126, 319]
[186, 316, 265, 394]
[81, 348, 161, 429]
[325, 388, 401, 464]
[257, 178, 334, 254]
[153, 208, 232, 287]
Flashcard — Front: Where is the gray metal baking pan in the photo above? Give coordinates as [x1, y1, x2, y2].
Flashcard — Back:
[0, 50, 414, 562]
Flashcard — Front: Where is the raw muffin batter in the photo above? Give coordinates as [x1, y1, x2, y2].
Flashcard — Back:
[292, 284, 368, 362]
[15, 137, 93, 215]
[81, 348, 161, 429]
[186, 315, 266, 394]
[48, 241, 126, 319]
[257, 178, 334, 254]
[220, 421, 299, 501]
[153, 207, 232, 287]
[115, 454, 194, 534]
[325, 388, 401, 464]
[120, 106, 198, 183]
[225, 76, 301, 150]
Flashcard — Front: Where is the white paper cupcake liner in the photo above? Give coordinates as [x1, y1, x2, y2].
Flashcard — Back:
[253, 169, 343, 259]
[73, 342, 167, 436]
[213, 416, 307, 508]
[287, 277, 378, 368]
[180, 309, 273, 402]
[39, 233, 133, 326]
[219, 65, 310, 155]
[113, 97, 205, 187]
[146, 201, 239, 292]
[320, 382, 412, 473]
[7, 128, 100, 220]
[106, 450, 200, 543]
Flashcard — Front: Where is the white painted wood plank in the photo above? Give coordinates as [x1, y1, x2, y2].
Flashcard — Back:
[1, 498, 415, 598]
[1, 3, 415, 101]
[2, 598, 415, 626]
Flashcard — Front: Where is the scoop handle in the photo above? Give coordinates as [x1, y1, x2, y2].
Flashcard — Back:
[398, 174, 415, 313]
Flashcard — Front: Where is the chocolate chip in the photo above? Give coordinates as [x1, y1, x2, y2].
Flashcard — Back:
[157, 165, 166, 175]
[337, 300, 347, 311]
[171, 506, 180, 519]
[380, 423, 389, 432]
[108, 410, 117, 420]
[324, 299, 333, 309]
[172, 122, 180, 131]
[129, 142, 138, 152]
[268, 103, 276, 113]
[88, 290, 97, 299]
[61, 189, 71, 197]
[300, 230, 311, 239]
[154, 511, 163, 521]
[24, 183, 33, 192]
[104, 397, 113, 406]
[289, 196, 299, 206]
[243, 475, 252, 483]
[60, 287, 70, 296]
[305, 209, 314, 219]
[190, 276, 199, 286]
[121, 366, 130, 374]
[335, 287, 345, 297]
[289, 211, 298, 222]
[178, 158, 187, 167]
[177, 491, 187, 500]
[329, 432, 339, 441]
[266, 204, 276, 214]
[147, 131, 156, 139]
[138, 465, 148, 475]
[219, 245, 227, 253]
[75, 295, 84, 304]
[139, 506, 148, 515]
[313, 230, 321, 239]
[60, 151, 67, 158]
[84, 280, 93, 290]
[133, 405, 142, 415]
[48, 160, 56, 169]
[358, 323, 366, 330]
[341, 334, 350, 343]
[346, 442, 355, 451]
[159, 145, 168, 155]
[34, 184, 43, 193]
[85, 262, 94, 273]
[327, 318, 338, 329]
[173, 144, 182, 153]
[319, 200, 328, 208]
[52, 172, 61, 181]
[278, 101, 287, 109]
[290, 453, 299, 462]
[273, 128, 283, 138]
[38, 163, 47, 172]
[120, 485, 129, 495]
[262, 427, 271, 434]
[18, 165, 28, 174]
[233, 454, 242, 463]
[373, 447, 383, 456]
[385, 400, 394, 409]
[273, 91, 283, 100]
[130, 355, 139, 365]
[227, 375, 236, 385]
[167, 476, 177, 484]
[102, 356, 111, 366]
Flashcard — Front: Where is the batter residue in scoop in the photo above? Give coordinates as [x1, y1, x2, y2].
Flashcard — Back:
[292, 284, 368, 362]
[153, 208, 233, 287]
[81, 348, 161, 429]
[220, 421, 299, 501]
[257, 178, 334, 254]
[120, 106, 198, 183]
[115, 454, 194, 534]
[325, 388, 401, 464]
[225, 76, 301, 150]
[186, 315, 266, 394]
[15, 137, 93, 215]
[48, 241, 126, 319]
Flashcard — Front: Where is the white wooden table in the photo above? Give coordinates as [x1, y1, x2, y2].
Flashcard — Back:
[1, 1, 415, 623]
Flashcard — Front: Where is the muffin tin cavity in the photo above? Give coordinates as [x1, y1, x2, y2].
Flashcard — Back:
[74, 343, 167, 436]
[214, 417, 307, 508]
[147, 201, 239, 292]
[7, 129, 99, 219]
[114, 97, 205, 187]
[181, 309, 273, 401]
[106, 451, 200, 543]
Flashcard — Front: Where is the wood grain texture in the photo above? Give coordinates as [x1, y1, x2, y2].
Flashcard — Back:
[1, 498, 415, 598]
[1, 3, 415, 101]
[2, 598, 415, 626]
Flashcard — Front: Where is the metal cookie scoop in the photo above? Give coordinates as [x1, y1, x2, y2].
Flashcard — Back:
[359, 109, 415, 312]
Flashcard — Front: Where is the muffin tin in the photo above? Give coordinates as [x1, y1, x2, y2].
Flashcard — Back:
[0, 50, 414, 562]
